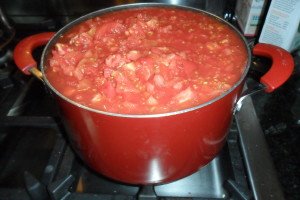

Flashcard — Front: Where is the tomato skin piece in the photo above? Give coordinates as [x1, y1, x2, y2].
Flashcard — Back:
[94, 22, 125, 40]
[114, 71, 128, 84]
[127, 50, 142, 61]
[70, 32, 93, 49]
[61, 86, 76, 97]
[103, 68, 114, 78]
[146, 83, 155, 93]
[65, 52, 85, 66]
[181, 59, 198, 76]
[105, 54, 125, 68]
[147, 96, 158, 105]
[153, 74, 165, 87]
[174, 87, 194, 104]
[116, 81, 139, 94]
[136, 57, 155, 82]
[122, 101, 138, 113]
[173, 81, 183, 90]
[103, 81, 116, 98]
[55, 43, 68, 55]
[122, 92, 141, 103]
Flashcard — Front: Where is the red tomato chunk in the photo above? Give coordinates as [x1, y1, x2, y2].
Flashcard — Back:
[46, 8, 248, 114]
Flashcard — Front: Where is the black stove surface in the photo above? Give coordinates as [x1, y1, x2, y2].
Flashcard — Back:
[250, 56, 300, 200]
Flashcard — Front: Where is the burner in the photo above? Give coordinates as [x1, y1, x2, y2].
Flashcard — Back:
[0, 49, 14, 89]
[17, 121, 253, 200]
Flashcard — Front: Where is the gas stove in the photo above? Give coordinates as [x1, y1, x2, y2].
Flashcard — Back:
[1, 1, 299, 200]
[0, 74, 283, 199]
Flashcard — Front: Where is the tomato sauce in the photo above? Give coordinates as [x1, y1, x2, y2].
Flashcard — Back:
[46, 7, 248, 114]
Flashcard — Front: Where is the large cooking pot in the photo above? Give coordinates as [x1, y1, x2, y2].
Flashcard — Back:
[13, 3, 294, 184]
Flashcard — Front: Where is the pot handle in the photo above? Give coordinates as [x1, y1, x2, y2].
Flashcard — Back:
[13, 32, 55, 81]
[253, 43, 294, 93]
[235, 43, 294, 112]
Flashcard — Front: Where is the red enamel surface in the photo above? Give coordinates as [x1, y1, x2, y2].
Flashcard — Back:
[57, 84, 242, 184]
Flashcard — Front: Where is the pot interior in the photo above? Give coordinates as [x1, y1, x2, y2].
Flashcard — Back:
[41, 3, 251, 118]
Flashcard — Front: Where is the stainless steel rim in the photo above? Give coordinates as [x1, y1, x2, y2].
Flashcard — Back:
[40, 3, 252, 118]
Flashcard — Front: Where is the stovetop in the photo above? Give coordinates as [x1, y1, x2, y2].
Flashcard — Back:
[0, 74, 280, 200]
[1, 1, 299, 200]
[1, 46, 295, 200]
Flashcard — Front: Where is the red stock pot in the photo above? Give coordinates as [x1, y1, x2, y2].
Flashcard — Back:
[13, 4, 294, 184]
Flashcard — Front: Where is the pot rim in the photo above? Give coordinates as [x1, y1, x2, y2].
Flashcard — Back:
[40, 3, 252, 118]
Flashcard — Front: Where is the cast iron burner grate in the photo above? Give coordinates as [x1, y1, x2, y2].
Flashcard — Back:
[20, 118, 252, 200]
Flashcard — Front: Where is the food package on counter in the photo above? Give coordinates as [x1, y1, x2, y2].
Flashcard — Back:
[259, 0, 300, 52]
[235, 0, 267, 37]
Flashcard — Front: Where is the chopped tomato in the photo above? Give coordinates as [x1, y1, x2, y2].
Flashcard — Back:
[174, 87, 194, 104]
[136, 57, 154, 81]
[46, 7, 247, 114]
[103, 81, 116, 98]
[181, 59, 198, 76]
[127, 50, 142, 61]
[94, 22, 125, 40]
[105, 54, 125, 68]
[153, 75, 165, 87]
[147, 96, 158, 105]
